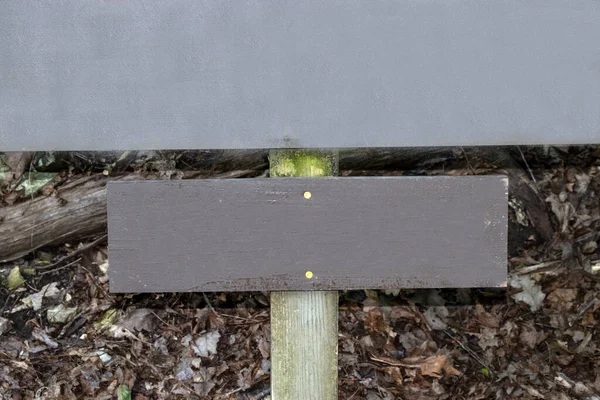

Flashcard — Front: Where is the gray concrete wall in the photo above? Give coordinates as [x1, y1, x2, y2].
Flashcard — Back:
[1, 0, 599, 150]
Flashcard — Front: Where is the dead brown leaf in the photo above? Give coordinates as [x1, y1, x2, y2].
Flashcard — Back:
[365, 307, 389, 335]
[582, 315, 597, 330]
[553, 353, 574, 366]
[389, 305, 417, 323]
[474, 327, 499, 350]
[442, 362, 462, 377]
[547, 288, 578, 311]
[475, 304, 500, 329]
[257, 337, 269, 359]
[3, 188, 23, 205]
[519, 323, 543, 350]
[419, 355, 447, 378]
[208, 311, 226, 331]
[384, 367, 404, 387]
[116, 308, 156, 333]
[582, 241, 598, 254]
[2, 152, 33, 184]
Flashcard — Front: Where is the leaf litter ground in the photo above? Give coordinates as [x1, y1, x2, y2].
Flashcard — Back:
[1, 147, 599, 399]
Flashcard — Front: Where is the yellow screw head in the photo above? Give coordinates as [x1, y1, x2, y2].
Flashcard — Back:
[305, 270, 314, 279]
[303, 191, 312, 199]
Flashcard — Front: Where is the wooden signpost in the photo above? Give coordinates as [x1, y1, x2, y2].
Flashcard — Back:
[3, 1, 598, 398]
[108, 151, 508, 399]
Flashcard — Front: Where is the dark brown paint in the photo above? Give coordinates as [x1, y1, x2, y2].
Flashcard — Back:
[108, 176, 508, 292]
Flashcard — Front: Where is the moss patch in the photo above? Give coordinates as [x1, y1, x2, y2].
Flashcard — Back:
[269, 149, 336, 178]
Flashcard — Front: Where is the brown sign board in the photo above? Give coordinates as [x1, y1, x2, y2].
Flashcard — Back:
[108, 176, 508, 292]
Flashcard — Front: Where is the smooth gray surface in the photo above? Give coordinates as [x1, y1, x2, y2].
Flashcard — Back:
[2, 1, 599, 151]
[108, 176, 508, 292]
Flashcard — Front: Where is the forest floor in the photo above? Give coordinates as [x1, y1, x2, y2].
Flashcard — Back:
[1, 147, 599, 400]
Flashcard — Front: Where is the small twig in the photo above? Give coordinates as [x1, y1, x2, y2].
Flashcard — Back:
[0, 288, 12, 314]
[202, 292, 216, 313]
[517, 145, 537, 184]
[443, 329, 495, 376]
[513, 260, 561, 275]
[36, 234, 107, 270]
[58, 311, 87, 338]
[460, 147, 476, 174]
[410, 302, 432, 332]
[38, 258, 81, 276]
[4, 292, 24, 315]
[369, 353, 420, 368]
[20, 155, 37, 217]
[149, 309, 169, 327]
[222, 386, 244, 397]
[578, 296, 599, 318]
[347, 388, 361, 400]
[79, 263, 114, 302]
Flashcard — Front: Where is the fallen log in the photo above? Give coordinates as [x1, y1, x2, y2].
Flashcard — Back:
[0, 174, 109, 263]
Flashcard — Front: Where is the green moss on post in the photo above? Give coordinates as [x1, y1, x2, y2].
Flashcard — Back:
[270, 149, 339, 400]
[269, 149, 338, 178]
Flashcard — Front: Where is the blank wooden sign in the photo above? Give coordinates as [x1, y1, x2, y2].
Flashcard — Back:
[108, 176, 507, 292]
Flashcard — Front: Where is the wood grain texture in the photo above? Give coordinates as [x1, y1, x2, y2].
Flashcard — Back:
[108, 176, 508, 292]
[271, 291, 338, 400]
[0, 175, 108, 263]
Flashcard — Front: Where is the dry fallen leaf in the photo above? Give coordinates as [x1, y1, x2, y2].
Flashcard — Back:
[419, 355, 447, 378]
[510, 276, 546, 312]
[22, 282, 61, 311]
[443, 362, 462, 377]
[520, 384, 545, 399]
[193, 331, 221, 357]
[475, 304, 500, 328]
[109, 308, 156, 339]
[389, 305, 417, 323]
[3, 188, 23, 205]
[473, 327, 499, 350]
[31, 327, 59, 349]
[582, 241, 598, 255]
[365, 307, 390, 335]
[547, 288, 578, 311]
[519, 323, 543, 350]
[117, 308, 156, 332]
[423, 307, 448, 331]
[2, 152, 33, 184]
[257, 337, 270, 359]
[0, 317, 11, 336]
[384, 367, 404, 387]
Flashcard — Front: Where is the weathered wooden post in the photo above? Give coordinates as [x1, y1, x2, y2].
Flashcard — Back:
[269, 149, 339, 399]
